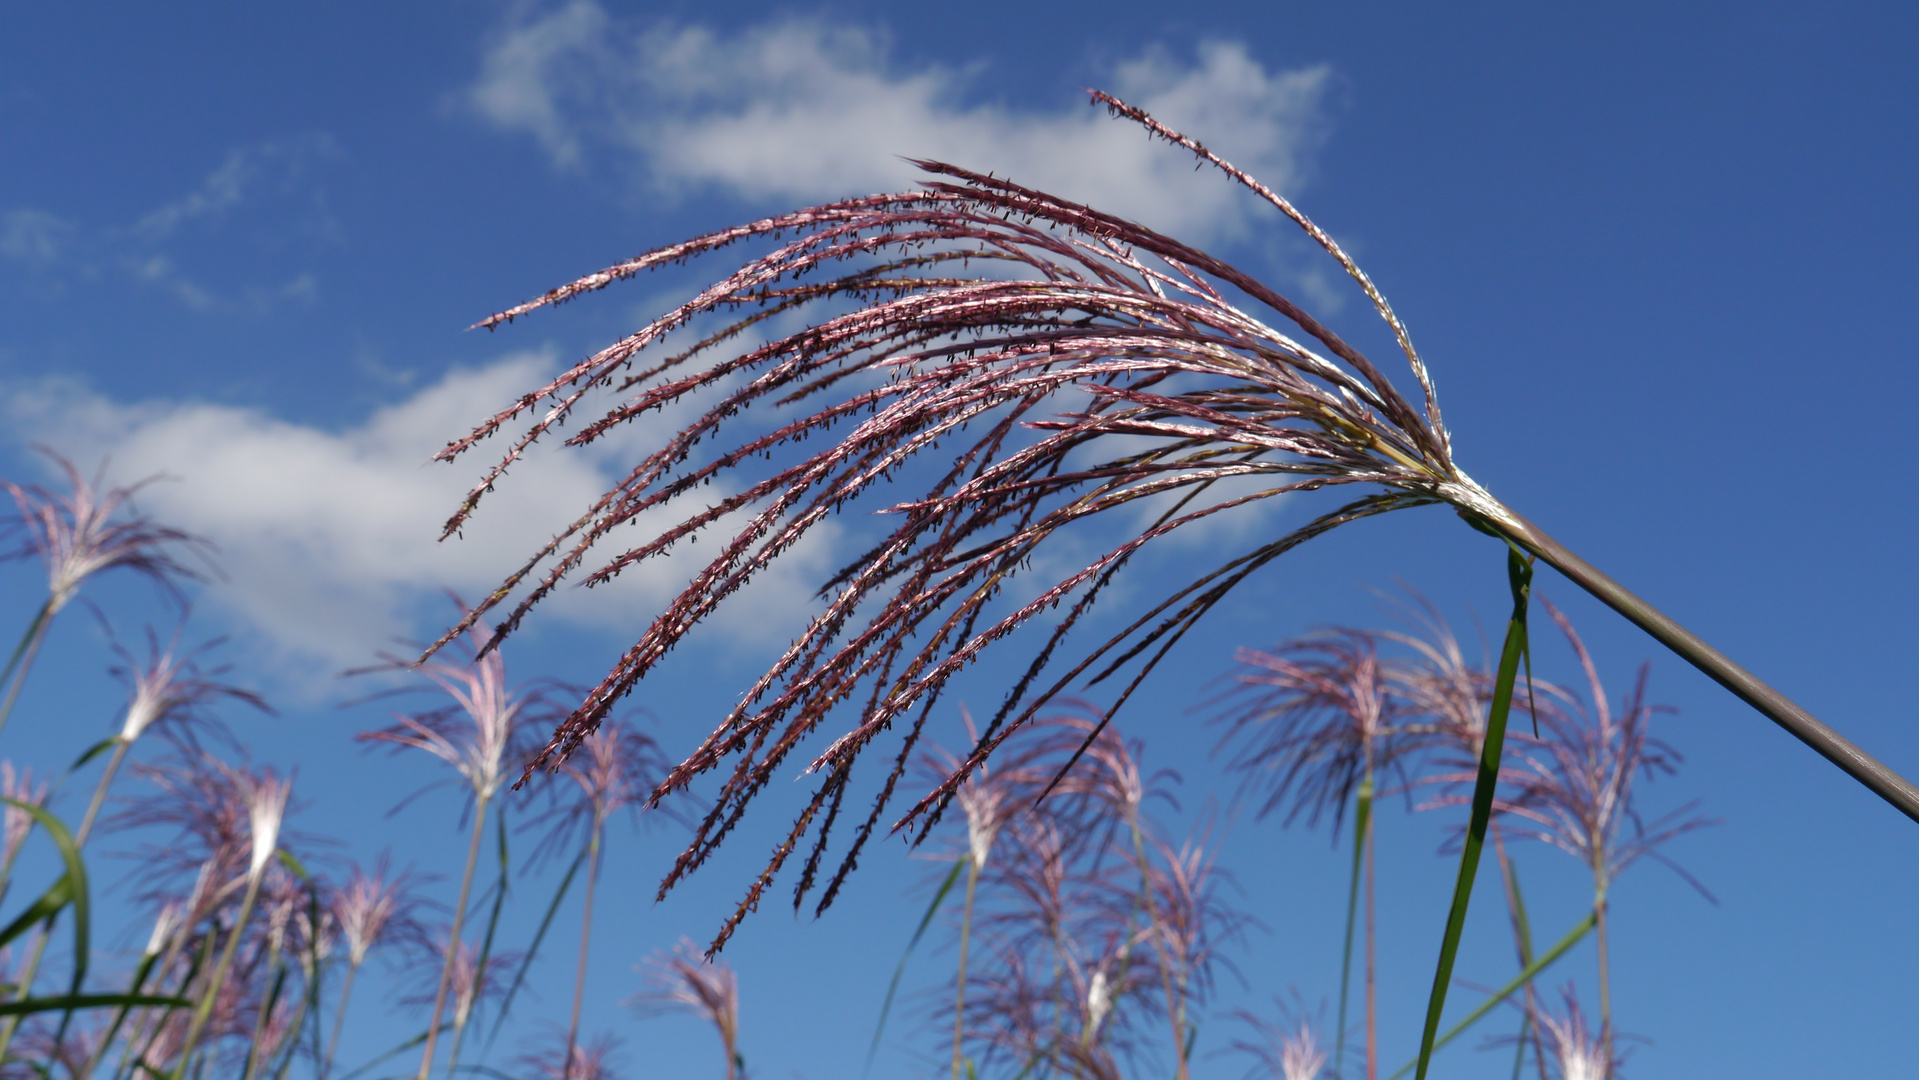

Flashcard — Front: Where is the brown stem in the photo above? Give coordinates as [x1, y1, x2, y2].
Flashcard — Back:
[1492, 510, 1919, 823]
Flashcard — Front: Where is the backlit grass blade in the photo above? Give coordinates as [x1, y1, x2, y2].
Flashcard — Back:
[865, 857, 965, 1076]
[0, 875, 70, 950]
[1334, 777, 1372, 1076]
[1413, 547, 1532, 1080]
[1388, 910, 1593, 1080]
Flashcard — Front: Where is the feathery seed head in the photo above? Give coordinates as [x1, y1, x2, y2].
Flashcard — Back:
[430, 92, 1531, 943]
[1, 447, 206, 613]
[110, 625, 269, 745]
[245, 769, 291, 880]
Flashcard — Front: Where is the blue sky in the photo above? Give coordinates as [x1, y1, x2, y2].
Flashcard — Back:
[2, 1, 1917, 1076]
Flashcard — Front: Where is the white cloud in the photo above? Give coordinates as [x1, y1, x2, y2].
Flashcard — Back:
[466, 4, 1334, 241]
[3, 354, 835, 681]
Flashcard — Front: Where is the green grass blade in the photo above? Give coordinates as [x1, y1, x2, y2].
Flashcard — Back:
[0, 800, 88, 1002]
[865, 857, 965, 1076]
[1412, 547, 1532, 1080]
[1335, 777, 1372, 1074]
[484, 847, 585, 1049]
[0, 875, 70, 950]
[1387, 911, 1594, 1080]
[68, 737, 121, 774]
[0, 992, 188, 1017]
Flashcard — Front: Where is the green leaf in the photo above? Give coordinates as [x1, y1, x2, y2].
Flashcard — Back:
[0, 992, 187, 1017]
[1412, 546, 1532, 1080]
[275, 848, 313, 880]
[0, 799, 88, 1006]
[68, 737, 121, 774]
[865, 857, 965, 1075]
[1387, 911, 1595, 1080]
[0, 875, 70, 950]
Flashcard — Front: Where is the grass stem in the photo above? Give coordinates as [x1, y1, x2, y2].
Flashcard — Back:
[417, 794, 490, 1080]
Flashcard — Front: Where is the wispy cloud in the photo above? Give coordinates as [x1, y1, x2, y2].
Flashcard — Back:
[0, 135, 339, 312]
[1, 354, 835, 682]
[465, 3, 1336, 241]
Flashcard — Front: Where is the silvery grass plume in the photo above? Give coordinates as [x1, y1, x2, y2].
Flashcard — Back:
[958, 814, 1165, 1079]
[1213, 627, 1419, 1080]
[78, 623, 271, 849]
[325, 857, 433, 1079]
[630, 938, 742, 1080]
[354, 611, 555, 1080]
[1226, 996, 1329, 1080]
[1000, 710, 1202, 1079]
[912, 716, 1033, 1080]
[170, 765, 291, 1077]
[517, 1030, 624, 1080]
[430, 92, 1919, 948]
[1506, 986, 1621, 1080]
[531, 717, 672, 1076]
[356, 617, 537, 813]
[0, 448, 209, 739]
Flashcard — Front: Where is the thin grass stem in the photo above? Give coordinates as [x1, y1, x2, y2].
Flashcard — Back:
[951, 856, 980, 1080]
[172, 869, 265, 1078]
[323, 959, 361, 1080]
[563, 814, 605, 1072]
[417, 793, 490, 1080]
[1335, 778, 1369, 1079]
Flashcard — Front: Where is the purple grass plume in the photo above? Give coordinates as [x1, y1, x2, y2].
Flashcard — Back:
[426, 91, 1508, 947]
[426, 85, 1916, 952]
[0, 447, 208, 615]
[631, 938, 742, 1080]
[516, 1029, 625, 1080]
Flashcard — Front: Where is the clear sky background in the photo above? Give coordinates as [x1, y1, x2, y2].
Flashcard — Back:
[2, 1, 1916, 1077]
